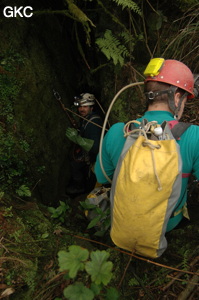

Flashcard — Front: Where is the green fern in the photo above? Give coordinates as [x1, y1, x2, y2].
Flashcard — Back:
[65, 0, 95, 27]
[64, 0, 95, 46]
[112, 0, 142, 16]
[96, 30, 129, 66]
[128, 277, 139, 286]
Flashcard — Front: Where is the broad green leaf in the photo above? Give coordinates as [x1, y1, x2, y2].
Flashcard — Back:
[41, 232, 49, 239]
[94, 230, 106, 237]
[85, 250, 113, 285]
[16, 185, 31, 197]
[48, 207, 55, 214]
[80, 200, 96, 209]
[58, 246, 89, 278]
[87, 215, 101, 229]
[105, 287, 120, 300]
[64, 282, 94, 300]
[90, 282, 101, 296]
[59, 201, 69, 210]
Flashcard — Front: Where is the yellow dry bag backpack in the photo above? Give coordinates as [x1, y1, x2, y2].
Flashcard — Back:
[110, 119, 191, 258]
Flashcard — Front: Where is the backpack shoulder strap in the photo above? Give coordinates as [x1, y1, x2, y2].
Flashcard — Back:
[169, 121, 192, 140]
[82, 115, 101, 131]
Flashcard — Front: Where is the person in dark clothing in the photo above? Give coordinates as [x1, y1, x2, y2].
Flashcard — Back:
[65, 93, 103, 194]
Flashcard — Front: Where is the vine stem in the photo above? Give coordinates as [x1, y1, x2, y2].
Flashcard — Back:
[117, 255, 132, 289]
[62, 230, 199, 277]
[116, 253, 154, 299]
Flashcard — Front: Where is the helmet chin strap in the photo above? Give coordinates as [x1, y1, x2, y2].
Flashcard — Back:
[167, 86, 178, 118]
[168, 86, 188, 120]
[145, 86, 187, 120]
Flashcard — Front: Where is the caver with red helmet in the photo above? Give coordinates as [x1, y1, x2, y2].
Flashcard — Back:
[144, 58, 195, 118]
[94, 57, 199, 240]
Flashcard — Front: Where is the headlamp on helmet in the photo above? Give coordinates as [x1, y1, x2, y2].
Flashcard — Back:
[74, 96, 81, 106]
[144, 58, 165, 77]
[73, 93, 95, 106]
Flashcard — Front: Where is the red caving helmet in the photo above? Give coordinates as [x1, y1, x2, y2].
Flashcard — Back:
[144, 58, 195, 99]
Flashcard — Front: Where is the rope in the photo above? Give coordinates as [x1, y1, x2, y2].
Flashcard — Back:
[124, 120, 158, 137]
[142, 140, 162, 191]
[65, 107, 107, 130]
[124, 120, 141, 136]
[125, 122, 163, 191]
[98, 82, 144, 184]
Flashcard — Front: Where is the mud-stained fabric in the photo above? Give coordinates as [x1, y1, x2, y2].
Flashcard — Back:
[110, 119, 189, 258]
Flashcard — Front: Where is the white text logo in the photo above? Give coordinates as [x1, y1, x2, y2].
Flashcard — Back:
[3, 6, 33, 18]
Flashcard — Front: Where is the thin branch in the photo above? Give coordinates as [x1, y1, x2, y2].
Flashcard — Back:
[62, 230, 199, 277]
[141, 0, 152, 57]
[117, 255, 132, 289]
[177, 269, 199, 300]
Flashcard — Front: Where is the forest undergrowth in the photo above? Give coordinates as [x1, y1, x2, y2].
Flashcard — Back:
[0, 99, 199, 300]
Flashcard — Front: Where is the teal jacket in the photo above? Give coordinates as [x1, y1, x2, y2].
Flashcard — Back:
[94, 111, 199, 232]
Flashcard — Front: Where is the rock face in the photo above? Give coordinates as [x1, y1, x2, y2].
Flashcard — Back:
[0, 9, 81, 205]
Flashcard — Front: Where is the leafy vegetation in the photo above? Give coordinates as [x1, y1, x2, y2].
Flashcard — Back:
[112, 0, 142, 15]
[59, 0, 199, 72]
[96, 29, 130, 66]
[162, 4, 199, 72]
[58, 245, 118, 300]
[0, 52, 32, 196]
[1, 194, 198, 299]
[80, 197, 111, 237]
[48, 200, 71, 223]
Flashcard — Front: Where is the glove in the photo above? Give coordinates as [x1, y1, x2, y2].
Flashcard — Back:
[66, 127, 94, 152]
[66, 128, 78, 141]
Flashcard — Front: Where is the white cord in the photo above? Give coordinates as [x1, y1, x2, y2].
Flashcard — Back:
[99, 81, 144, 183]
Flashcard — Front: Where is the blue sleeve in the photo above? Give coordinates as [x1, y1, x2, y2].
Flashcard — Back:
[178, 124, 199, 180]
[191, 125, 199, 180]
[94, 122, 126, 184]
[84, 116, 103, 154]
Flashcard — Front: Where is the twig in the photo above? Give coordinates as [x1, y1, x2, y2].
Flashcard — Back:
[118, 254, 154, 299]
[141, 1, 152, 57]
[64, 106, 107, 130]
[0, 257, 28, 265]
[62, 230, 199, 276]
[31, 179, 41, 193]
[117, 255, 132, 289]
[166, 275, 199, 286]
[177, 268, 199, 300]
[162, 256, 199, 292]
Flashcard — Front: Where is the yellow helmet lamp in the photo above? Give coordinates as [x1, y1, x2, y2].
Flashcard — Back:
[144, 58, 165, 77]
